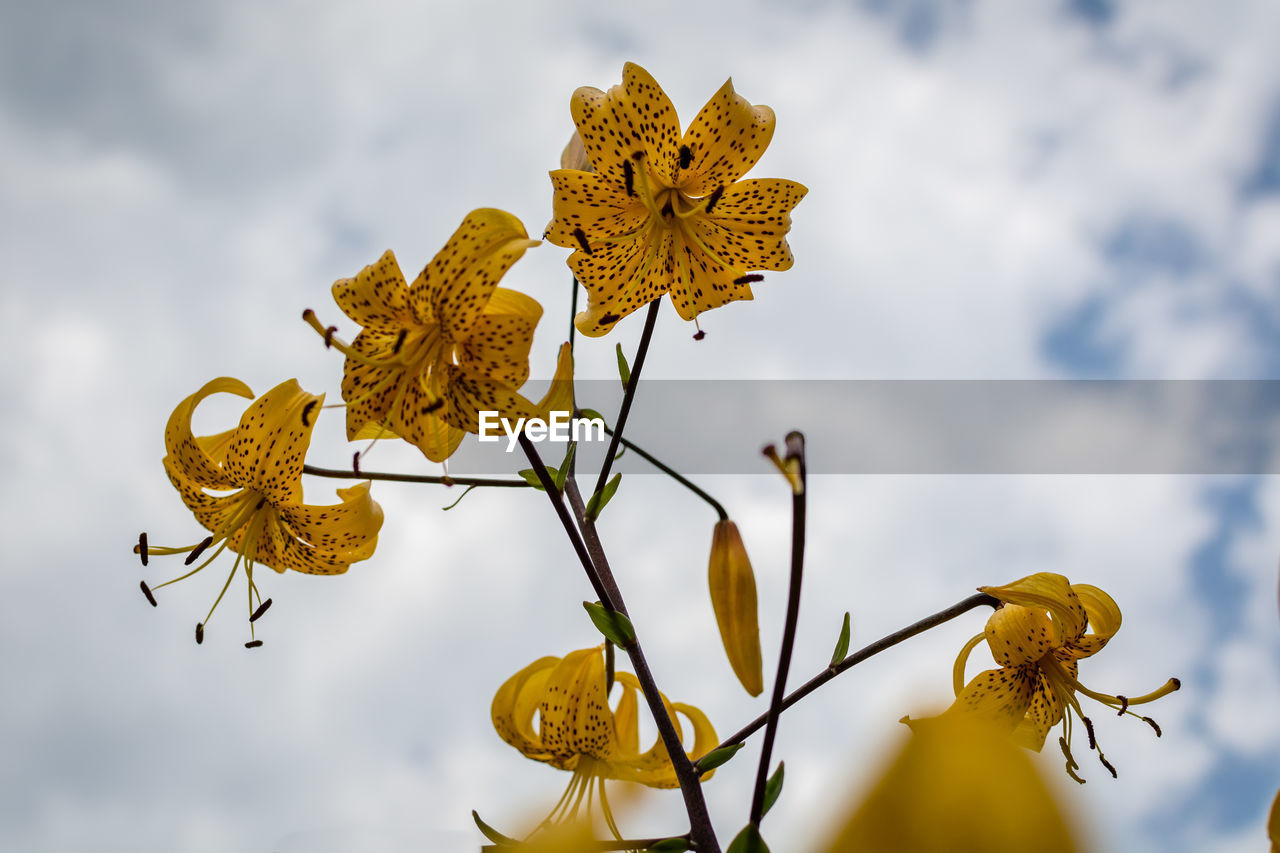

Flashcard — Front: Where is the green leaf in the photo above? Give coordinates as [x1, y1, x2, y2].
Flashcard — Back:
[695, 741, 745, 773]
[583, 601, 636, 647]
[646, 840, 690, 852]
[471, 810, 517, 846]
[517, 468, 548, 492]
[441, 484, 478, 511]
[830, 612, 851, 667]
[761, 761, 785, 818]
[585, 472, 622, 519]
[554, 442, 576, 492]
[577, 407, 607, 424]
[616, 343, 631, 387]
[727, 825, 769, 853]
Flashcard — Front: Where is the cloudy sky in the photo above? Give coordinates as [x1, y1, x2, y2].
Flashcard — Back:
[3, 0, 1279, 851]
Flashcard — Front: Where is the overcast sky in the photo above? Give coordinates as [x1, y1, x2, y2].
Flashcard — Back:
[3, 1, 1279, 851]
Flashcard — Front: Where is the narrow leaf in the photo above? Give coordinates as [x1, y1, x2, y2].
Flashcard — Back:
[583, 600, 636, 647]
[727, 825, 769, 853]
[762, 761, 785, 818]
[586, 472, 622, 519]
[441, 484, 478, 511]
[695, 742, 745, 773]
[517, 468, 547, 492]
[830, 612, 851, 667]
[554, 442, 576, 492]
[616, 343, 631, 387]
[471, 810, 517, 846]
[577, 407, 607, 424]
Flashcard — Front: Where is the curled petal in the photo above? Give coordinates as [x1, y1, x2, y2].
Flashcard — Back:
[538, 648, 617, 763]
[980, 573, 1087, 647]
[679, 77, 776, 196]
[332, 250, 417, 330]
[985, 604, 1056, 668]
[492, 655, 560, 762]
[277, 481, 383, 559]
[222, 379, 322, 506]
[1066, 583, 1122, 658]
[163, 377, 254, 491]
[457, 287, 541, 388]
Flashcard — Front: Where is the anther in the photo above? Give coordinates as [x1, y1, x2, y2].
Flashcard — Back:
[573, 228, 593, 254]
[705, 185, 725, 213]
[185, 536, 214, 565]
[301, 400, 318, 427]
[1099, 755, 1117, 778]
[140, 581, 158, 607]
[734, 274, 764, 285]
[424, 398, 444, 415]
[1057, 735, 1078, 769]
[244, 640, 264, 649]
[1082, 715, 1097, 751]
[195, 623, 205, 644]
[137, 532, 149, 565]
[622, 160, 635, 197]
[352, 451, 361, 474]
[1116, 695, 1129, 715]
[392, 329, 408, 355]
[324, 326, 338, 348]
[679, 145, 693, 169]
[693, 330, 706, 341]
[1140, 716, 1163, 737]
[249, 599, 273, 623]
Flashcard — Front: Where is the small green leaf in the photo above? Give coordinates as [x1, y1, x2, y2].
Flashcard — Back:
[554, 442, 576, 492]
[616, 343, 631, 387]
[517, 468, 547, 491]
[585, 472, 622, 519]
[646, 840, 690, 852]
[727, 825, 769, 853]
[583, 600, 635, 647]
[471, 810, 517, 846]
[695, 742, 745, 773]
[830, 612, 851, 667]
[577, 407, 606, 424]
[761, 761, 785, 818]
[441, 484, 478, 511]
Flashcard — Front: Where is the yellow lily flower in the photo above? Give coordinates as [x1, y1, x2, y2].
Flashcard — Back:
[823, 714, 1080, 852]
[136, 377, 383, 645]
[939, 572, 1180, 782]
[708, 519, 764, 696]
[308, 208, 572, 462]
[545, 62, 807, 337]
[491, 646, 717, 839]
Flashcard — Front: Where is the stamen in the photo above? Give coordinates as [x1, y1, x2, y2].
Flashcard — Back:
[195, 622, 204, 644]
[660, 200, 674, 218]
[137, 532, 149, 565]
[1116, 695, 1129, 715]
[573, 228, 592, 254]
[249, 598, 273, 623]
[184, 536, 214, 566]
[324, 326, 338, 348]
[1099, 754, 1117, 778]
[244, 640, 264, 649]
[301, 400, 318, 427]
[1058, 735, 1078, 770]
[679, 144, 693, 169]
[693, 330, 706, 341]
[622, 160, 635, 197]
[140, 581, 158, 607]
[705, 185, 724, 213]
[1140, 716, 1162, 737]
[392, 329, 408, 355]
[1082, 715, 1097, 751]
[352, 451, 361, 474]
[734, 274, 765, 285]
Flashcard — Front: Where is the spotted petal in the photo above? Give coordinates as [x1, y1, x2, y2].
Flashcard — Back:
[985, 604, 1057, 668]
[571, 62, 682, 192]
[492, 655, 560, 762]
[694, 178, 807, 270]
[538, 648, 617, 763]
[545, 169, 648, 250]
[163, 377, 254, 491]
[1064, 583, 1122, 658]
[222, 379, 322, 506]
[457, 287, 541, 388]
[951, 666, 1038, 731]
[277, 481, 382, 558]
[980, 573, 1088, 648]
[679, 77, 776, 197]
[332, 249, 418, 330]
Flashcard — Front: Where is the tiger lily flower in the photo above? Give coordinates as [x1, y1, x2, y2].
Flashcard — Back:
[545, 62, 807, 337]
[307, 208, 573, 462]
[934, 572, 1180, 783]
[135, 377, 383, 646]
[491, 646, 717, 839]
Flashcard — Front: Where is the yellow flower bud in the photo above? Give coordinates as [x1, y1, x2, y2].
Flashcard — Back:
[559, 131, 593, 172]
[708, 520, 764, 696]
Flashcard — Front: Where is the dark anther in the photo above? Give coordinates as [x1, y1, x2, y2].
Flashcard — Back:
[137, 532, 149, 566]
[1099, 755, 1117, 778]
[324, 326, 338, 348]
[1083, 715, 1097, 750]
[622, 159, 635, 197]
[693, 330, 706, 341]
[302, 308, 315, 322]
[249, 599, 273, 623]
[679, 144, 693, 169]
[184, 536, 214, 566]
[1141, 716, 1163, 737]
[195, 623, 205, 644]
[734, 274, 765, 285]
[1116, 695, 1129, 715]
[424, 398, 444, 415]
[1170, 677, 1182, 690]
[705, 185, 725, 213]
[254, 498, 266, 510]
[244, 640, 264, 649]
[392, 328, 408, 355]
[140, 581, 158, 607]
[573, 228, 593, 254]
[301, 400, 318, 427]
[352, 451, 361, 474]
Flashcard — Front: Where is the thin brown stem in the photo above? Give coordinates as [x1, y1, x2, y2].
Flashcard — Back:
[590, 299, 659, 513]
[302, 464, 528, 488]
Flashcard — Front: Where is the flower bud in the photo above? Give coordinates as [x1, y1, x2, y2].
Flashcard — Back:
[560, 131, 593, 172]
[708, 520, 763, 696]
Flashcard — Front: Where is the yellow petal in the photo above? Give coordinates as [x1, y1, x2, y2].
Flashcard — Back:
[457, 287, 541, 388]
[708, 520, 764, 696]
[163, 377, 254, 491]
[679, 77, 776, 197]
[409, 209, 538, 342]
[569, 230, 670, 337]
[276, 481, 383, 559]
[665, 232, 753, 322]
[538, 648, 617, 762]
[571, 62, 682, 192]
[980, 573, 1088, 647]
[985, 604, 1056, 667]
[339, 328, 409, 441]
[950, 666, 1037, 730]
[162, 457, 250, 536]
[692, 178, 807, 270]
[332, 250, 417, 330]
[1268, 786, 1279, 853]
[1066, 583, 1122, 658]
[386, 378, 467, 463]
[492, 655, 560, 761]
[533, 343, 576, 419]
[821, 714, 1080, 853]
[222, 379, 322, 506]
[560, 130, 592, 172]
[1015, 668, 1065, 752]
[544, 169, 647, 251]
